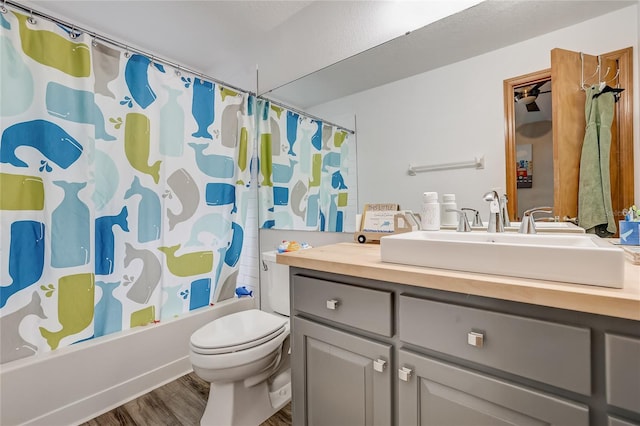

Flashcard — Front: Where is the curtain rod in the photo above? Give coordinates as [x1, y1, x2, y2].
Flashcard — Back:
[3, 1, 254, 97]
[5, 1, 356, 135]
[260, 96, 355, 135]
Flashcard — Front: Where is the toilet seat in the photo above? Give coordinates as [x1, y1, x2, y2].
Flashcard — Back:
[190, 309, 288, 355]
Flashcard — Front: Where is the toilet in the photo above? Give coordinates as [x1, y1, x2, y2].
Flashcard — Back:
[189, 251, 291, 426]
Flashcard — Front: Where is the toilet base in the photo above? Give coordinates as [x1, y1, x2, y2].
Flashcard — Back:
[200, 375, 291, 426]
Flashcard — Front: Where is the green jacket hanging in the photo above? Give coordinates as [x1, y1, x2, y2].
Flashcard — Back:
[578, 85, 616, 236]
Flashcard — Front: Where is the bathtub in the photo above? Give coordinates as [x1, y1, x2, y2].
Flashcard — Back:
[0, 297, 255, 426]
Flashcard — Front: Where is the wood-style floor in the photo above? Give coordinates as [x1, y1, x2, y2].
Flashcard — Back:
[80, 372, 292, 426]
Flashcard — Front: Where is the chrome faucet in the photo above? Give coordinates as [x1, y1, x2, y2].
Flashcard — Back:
[461, 208, 483, 227]
[500, 194, 510, 227]
[447, 209, 472, 232]
[519, 207, 554, 234]
[483, 190, 504, 233]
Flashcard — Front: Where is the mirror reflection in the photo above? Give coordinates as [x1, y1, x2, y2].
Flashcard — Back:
[265, 1, 637, 230]
[513, 79, 553, 220]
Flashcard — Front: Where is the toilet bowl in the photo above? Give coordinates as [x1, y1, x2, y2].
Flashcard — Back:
[189, 251, 290, 425]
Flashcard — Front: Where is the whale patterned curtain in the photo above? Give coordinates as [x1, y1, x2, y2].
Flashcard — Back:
[257, 100, 356, 232]
[0, 11, 255, 364]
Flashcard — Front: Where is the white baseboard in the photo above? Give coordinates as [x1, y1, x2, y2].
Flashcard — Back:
[1, 297, 255, 426]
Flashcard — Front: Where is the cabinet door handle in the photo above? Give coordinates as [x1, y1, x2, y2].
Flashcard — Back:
[373, 358, 387, 373]
[326, 299, 339, 310]
[467, 331, 484, 348]
[398, 366, 413, 382]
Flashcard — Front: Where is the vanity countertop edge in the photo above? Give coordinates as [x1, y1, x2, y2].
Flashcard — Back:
[277, 242, 640, 321]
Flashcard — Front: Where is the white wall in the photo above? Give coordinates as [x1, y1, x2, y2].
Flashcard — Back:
[309, 5, 639, 219]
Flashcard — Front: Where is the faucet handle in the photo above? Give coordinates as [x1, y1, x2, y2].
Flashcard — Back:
[500, 194, 511, 227]
[447, 209, 472, 232]
[519, 207, 554, 234]
[461, 208, 483, 227]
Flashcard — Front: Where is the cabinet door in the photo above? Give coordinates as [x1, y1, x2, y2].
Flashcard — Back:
[397, 350, 589, 426]
[292, 317, 392, 426]
[605, 333, 640, 414]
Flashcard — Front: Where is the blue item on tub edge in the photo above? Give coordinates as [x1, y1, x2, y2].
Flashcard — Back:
[235, 286, 253, 297]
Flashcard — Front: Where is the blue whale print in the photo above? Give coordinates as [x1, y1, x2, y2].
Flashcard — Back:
[306, 193, 320, 227]
[95, 281, 123, 337]
[311, 120, 322, 150]
[95, 206, 129, 275]
[124, 176, 161, 243]
[185, 213, 231, 247]
[274, 187, 289, 206]
[224, 222, 244, 267]
[262, 219, 275, 229]
[188, 142, 235, 178]
[51, 181, 90, 268]
[322, 151, 341, 172]
[1, 35, 34, 117]
[205, 183, 237, 213]
[1, 221, 45, 308]
[272, 158, 298, 183]
[191, 78, 215, 139]
[1, 120, 83, 169]
[92, 149, 119, 211]
[124, 54, 165, 109]
[286, 111, 299, 156]
[331, 170, 348, 189]
[45, 82, 116, 141]
[189, 278, 211, 311]
[1, 13, 10, 30]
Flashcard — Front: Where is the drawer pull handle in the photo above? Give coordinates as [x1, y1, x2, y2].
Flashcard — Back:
[373, 359, 387, 373]
[398, 367, 413, 382]
[326, 299, 339, 310]
[467, 331, 484, 348]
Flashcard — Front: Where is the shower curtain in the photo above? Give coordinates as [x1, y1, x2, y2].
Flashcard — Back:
[256, 99, 356, 232]
[0, 11, 255, 363]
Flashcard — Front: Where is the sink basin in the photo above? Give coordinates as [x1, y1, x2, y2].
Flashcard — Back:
[508, 221, 585, 233]
[380, 231, 624, 288]
[441, 221, 585, 233]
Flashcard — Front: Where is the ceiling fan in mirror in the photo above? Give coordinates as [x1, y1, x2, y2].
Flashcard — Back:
[514, 80, 551, 112]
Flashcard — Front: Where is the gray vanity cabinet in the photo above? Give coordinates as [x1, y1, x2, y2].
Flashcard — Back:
[605, 334, 640, 416]
[289, 268, 640, 426]
[397, 350, 589, 426]
[292, 317, 392, 426]
[291, 275, 394, 426]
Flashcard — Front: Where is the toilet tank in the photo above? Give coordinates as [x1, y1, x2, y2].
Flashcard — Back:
[262, 251, 290, 316]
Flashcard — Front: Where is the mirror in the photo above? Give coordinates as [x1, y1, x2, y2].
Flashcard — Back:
[263, 1, 637, 221]
[504, 69, 554, 221]
[504, 47, 635, 234]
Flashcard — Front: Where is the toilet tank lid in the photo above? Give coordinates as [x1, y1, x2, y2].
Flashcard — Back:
[191, 309, 287, 350]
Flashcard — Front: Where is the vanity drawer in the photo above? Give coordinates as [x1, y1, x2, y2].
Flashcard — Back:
[293, 275, 393, 336]
[399, 295, 591, 395]
[605, 333, 640, 414]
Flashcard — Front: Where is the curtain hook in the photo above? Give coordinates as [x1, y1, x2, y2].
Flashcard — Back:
[28, 9, 36, 24]
[124, 46, 130, 58]
[91, 35, 98, 47]
[69, 26, 78, 39]
[1, 0, 8, 14]
[150, 55, 155, 66]
[175, 66, 182, 77]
